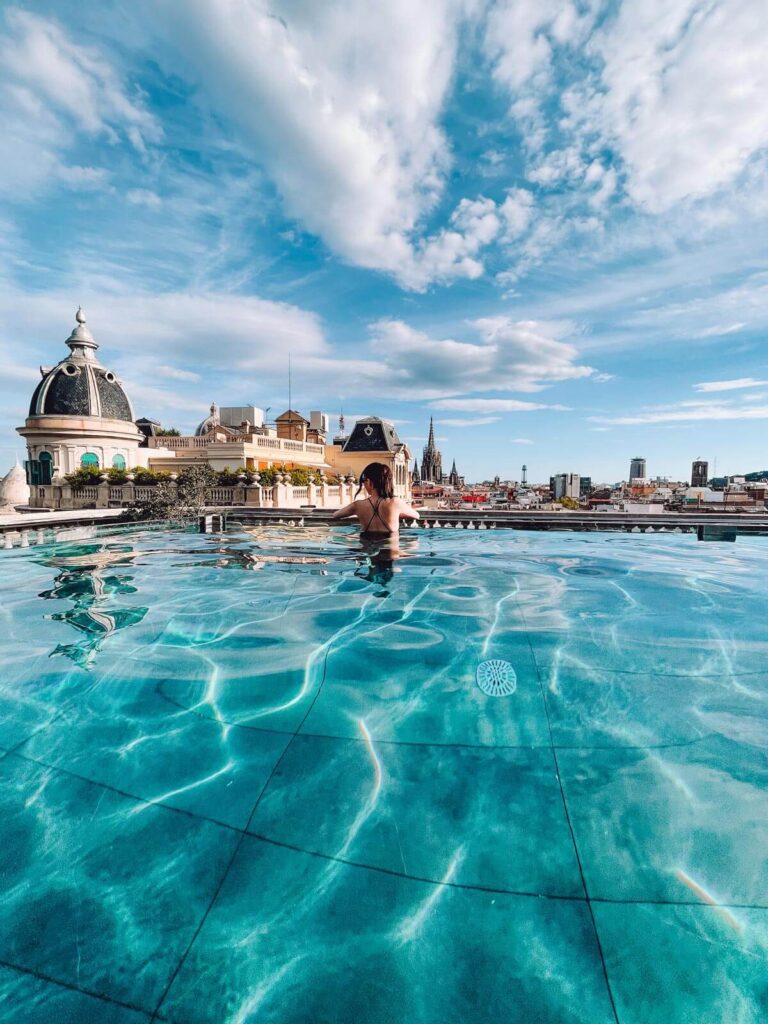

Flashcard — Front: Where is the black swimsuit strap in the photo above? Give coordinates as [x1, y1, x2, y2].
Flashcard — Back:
[367, 497, 392, 533]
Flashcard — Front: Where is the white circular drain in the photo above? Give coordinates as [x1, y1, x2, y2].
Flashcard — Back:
[476, 659, 517, 697]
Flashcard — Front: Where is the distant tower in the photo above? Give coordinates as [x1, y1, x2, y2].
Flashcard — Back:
[521, 464, 528, 486]
[629, 456, 646, 481]
[448, 459, 459, 487]
[420, 417, 443, 483]
[691, 459, 708, 487]
[412, 457, 421, 485]
[338, 411, 345, 437]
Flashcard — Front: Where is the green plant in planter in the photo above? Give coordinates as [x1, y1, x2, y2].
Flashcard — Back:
[216, 467, 243, 487]
[257, 466, 278, 487]
[65, 466, 103, 487]
[131, 467, 172, 486]
[288, 467, 318, 486]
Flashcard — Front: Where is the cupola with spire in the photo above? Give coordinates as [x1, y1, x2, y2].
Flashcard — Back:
[27, 308, 134, 421]
[18, 308, 144, 492]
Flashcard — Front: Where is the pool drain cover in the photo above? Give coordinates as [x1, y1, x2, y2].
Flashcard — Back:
[476, 659, 517, 696]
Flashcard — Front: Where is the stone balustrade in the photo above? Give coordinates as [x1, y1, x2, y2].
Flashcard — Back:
[30, 476, 358, 511]
[147, 434, 325, 455]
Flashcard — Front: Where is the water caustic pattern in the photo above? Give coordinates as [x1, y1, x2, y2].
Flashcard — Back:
[0, 525, 766, 1023]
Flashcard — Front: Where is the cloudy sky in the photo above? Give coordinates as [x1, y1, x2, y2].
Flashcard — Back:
[2, 0, 767, 482]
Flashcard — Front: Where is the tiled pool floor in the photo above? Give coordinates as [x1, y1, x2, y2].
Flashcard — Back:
[1, 525, 766, 1022]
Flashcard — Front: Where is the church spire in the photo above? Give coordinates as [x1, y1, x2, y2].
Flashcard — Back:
[420, 416, 442, 483]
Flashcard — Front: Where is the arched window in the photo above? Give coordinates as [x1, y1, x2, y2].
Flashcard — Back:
[38, 452, 53, 485]
[81, 452, 99, 468]
[112, 454, 126, 470]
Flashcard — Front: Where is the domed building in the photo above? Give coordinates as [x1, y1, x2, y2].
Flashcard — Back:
[17, 309, 143, 483]
[195, 402, 222, 436]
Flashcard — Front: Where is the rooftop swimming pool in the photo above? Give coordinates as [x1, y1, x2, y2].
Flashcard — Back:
[1, 524, 766, 1023]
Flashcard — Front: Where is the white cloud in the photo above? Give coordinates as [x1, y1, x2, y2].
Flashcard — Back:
[484, 1, 588, 94]
[438, 416, 500, 427]
[126, 188, 161, 208]
[154, 365, 201, 382]
[510, 437, 534, 444]
[0, 287, 398, 431]
[369, 316, 593, 398]
[695, 324, 746, 338]
[151, 0, 494, 290]
[0, 8, 160, 196]
[585, 0, 768, 212]
[432, 398, 567, 413]
[487, 1, 768, 215]
[591, 399, 768, 425]
[499, 188, 535, 239]
[58, 165, 111, 190]
[9, 291, 327, 367]
[481, 0, 768, 283]
[693, 378, 768, 393]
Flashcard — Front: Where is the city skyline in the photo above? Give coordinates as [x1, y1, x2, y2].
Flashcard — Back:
[2, 2, 768, 482]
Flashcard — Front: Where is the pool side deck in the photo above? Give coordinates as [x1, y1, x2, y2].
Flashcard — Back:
[226, 507, 768, 537]
[2, 506, 768, 545]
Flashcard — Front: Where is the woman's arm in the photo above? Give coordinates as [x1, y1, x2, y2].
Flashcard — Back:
[397, 498, 420, 520]
[331, 500, 360, 521]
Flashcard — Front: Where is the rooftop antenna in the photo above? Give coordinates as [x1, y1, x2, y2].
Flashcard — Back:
[288, 352, 292, 435]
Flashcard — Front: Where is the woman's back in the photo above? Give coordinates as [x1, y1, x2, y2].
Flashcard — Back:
[357, 495, 401, 535]
[330, 461, 420, 534]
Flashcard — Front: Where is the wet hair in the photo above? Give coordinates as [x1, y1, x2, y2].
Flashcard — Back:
[357, 462, 394, 499]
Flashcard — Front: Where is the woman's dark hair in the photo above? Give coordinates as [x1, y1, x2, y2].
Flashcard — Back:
[357, 462, 394, 499]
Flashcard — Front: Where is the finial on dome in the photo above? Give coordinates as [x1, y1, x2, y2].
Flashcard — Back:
[66, 306, 98, 354]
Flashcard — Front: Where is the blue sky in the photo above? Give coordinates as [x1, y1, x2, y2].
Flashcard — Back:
[2, 0, 768, 483]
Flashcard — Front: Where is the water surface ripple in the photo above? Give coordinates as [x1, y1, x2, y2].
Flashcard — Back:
[1, 525, 766, 1023]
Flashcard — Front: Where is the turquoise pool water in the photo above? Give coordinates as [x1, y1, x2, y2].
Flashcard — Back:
[1, 524, 766, 1023]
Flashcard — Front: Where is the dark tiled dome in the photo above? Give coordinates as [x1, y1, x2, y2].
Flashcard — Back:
[28, 309, 134, 422]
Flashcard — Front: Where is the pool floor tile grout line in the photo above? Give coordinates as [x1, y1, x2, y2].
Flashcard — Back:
[8, 735, 767, 914]
[146, 711, 302, 1021]
[153, 681, 719, 753]
[149, 629, 335, 1021]
[517, 600, 622, 1024]
[0, 956, 162, 1019]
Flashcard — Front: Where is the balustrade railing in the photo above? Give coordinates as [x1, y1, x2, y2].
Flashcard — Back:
[148, 433, 326, 457]
[30, 479, 358, 511]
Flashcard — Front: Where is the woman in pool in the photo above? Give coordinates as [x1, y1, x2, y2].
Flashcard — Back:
[331, 462, 420, 536]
